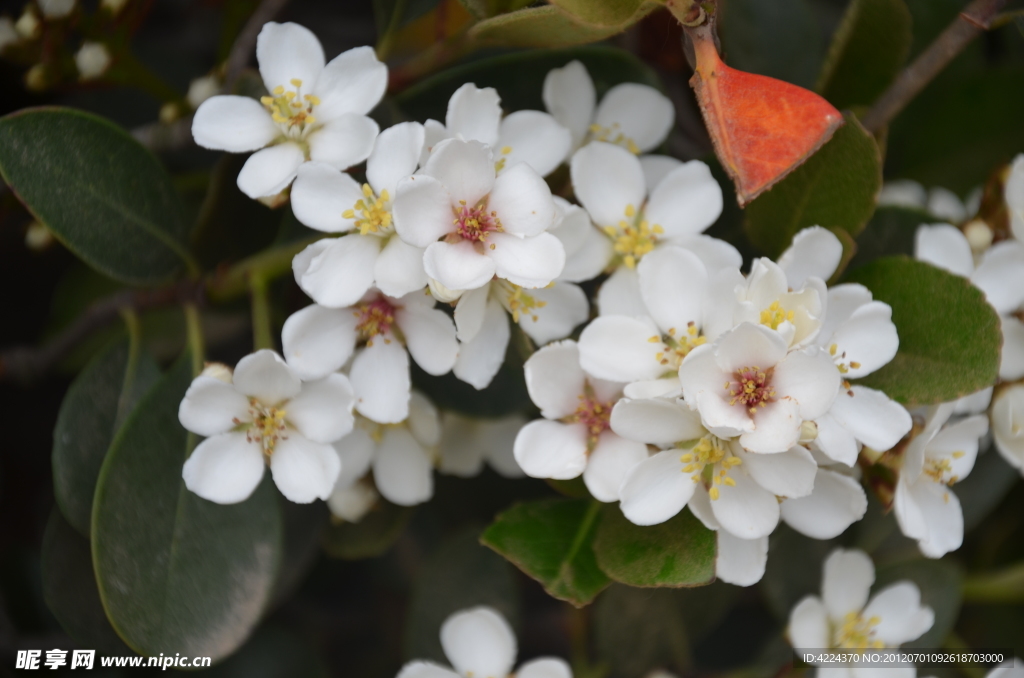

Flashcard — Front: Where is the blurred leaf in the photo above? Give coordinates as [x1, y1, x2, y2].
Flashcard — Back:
[396, 45, 662, 123]
[205, 624, 329, 678]
[760, 525, 837, 620]
[404, 528, 519, 662]
[469, 4, 655, 48]
[0, 108, 193, 285]
[874, 558, 962, 648]
[592, 506, 715, 588]
[816, 0, 912, 110]
[481, 498, 610, 607]
[52, 337, 160, 538]
[322, 501, 414, 560]
[272, 499, 329, 605]
[547, 0, 645, 27]
[92, 351, 282, 660]
[593, 585, 691, 677]
[719, 0, 822, 88]
[848, 205, 929, 270]
[846, 257, 1001, 405]
[744, 114, 881, 258]
[957, 447, 1020, 532]
[41, 509, 133, 655]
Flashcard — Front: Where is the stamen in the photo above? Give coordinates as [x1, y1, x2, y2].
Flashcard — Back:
[244, 398, 288, 456]
[588, 122, 641, 154]
[725, 366, 775, 414]
[608, 204, 663, 268]
[343, 184, 393, 235]
[760, 300, 795, 330]
[355, 297, 398, 343]
[452, 200, 502, 243]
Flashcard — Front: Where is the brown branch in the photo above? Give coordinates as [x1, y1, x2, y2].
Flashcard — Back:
[223, 0, 293, 88]
[861, 0, 1007, 134]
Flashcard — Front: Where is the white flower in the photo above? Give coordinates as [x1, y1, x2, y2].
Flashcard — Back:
[38, 0, 75, 19]
[515, 341, 648, 502]
[192, 23, 385, 199]
[178, 350, 354, 504]
[438, 412, 526, 479]
[570, 141, 724, 315]
[780, 464, 868, 540]
[186, 75, 220, 109]
[0, 18, 19, 52]
[915, 223, 1024, 380]
[894, 403, 989, 558]
[396, 606, 572, 678]
[1008, 154, 1024, 242]
[290, 122, 429, 307]
[392, 138, 563, 292]
[281, 290, 458, 424]
[543, 60, 674, 154]
[329, 392, 440, 515]
[75, 42, 111, 80]
[686, 483, 769, 586]
[992, 383, 1024, 474]
[452, 278, 588, 390]
[878, 179, 975, 224]
[422, 83, 572, 178]
[789, 549, 934, 670]
[776, 226, 845, 290]
[612, 396, 816, 538]
[549, 196, 614, 284]
[678, 322, 841, 453]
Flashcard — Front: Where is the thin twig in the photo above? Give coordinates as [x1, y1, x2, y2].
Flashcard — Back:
[223, 0, 293, 88]
[861, 0, 1007, 134]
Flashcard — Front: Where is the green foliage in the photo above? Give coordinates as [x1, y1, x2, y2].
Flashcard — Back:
[593, 585, 692, 676]
[719, 0, 822, 88]
[481, 498, 610, 606]
[546, 0, 646, 27]
[92, 351, 282, 660]
[469, 5, 653, 48]
[745, 114, 882, 258]
[816, 0, 912, 110]
[846, 257, 1002, 406]
[592, 507, 716, 588]
[322, 501, 414, 560]
[52, 337, 160, 537]
[874, 558, 962, 648]
[205, 625, 330, 678]
[0, 108, 193, 285]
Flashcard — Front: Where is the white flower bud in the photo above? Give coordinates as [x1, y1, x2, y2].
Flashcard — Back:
[37, 0, 75, 19]
[24, 221, 54, 250]
[15, 9, 40, 39]
[0, 17, 19, 52]
[74, 41, 111, 80]
[327, 481, 378, 523]
[199, 362, 233, 383]
[186, 75, 219, 110]
[964, 219, 994, 253]
[428, 277, 463, 303]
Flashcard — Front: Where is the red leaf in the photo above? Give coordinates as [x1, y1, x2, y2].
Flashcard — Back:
[688, 32, 844, 206]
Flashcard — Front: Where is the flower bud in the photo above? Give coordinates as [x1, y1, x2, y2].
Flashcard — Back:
[963, 219, 993, 253]
[24, 221, 54, 250]
[37, 0, 75, 19]
[75, 41, 111, 80]
[199, 362, 233, 383]
[186, 75, 219, 109]
[428, 277, 463, 303]
[15, 8, 40, 39]
[0, 17, 19, 52]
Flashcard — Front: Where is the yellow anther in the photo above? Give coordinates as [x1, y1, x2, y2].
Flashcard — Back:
[760, 300, 794, 330]
[709, 487, 720, 500]
[648, 335, 661, 343]
[346, 183, 393, 235]
[504, 283, 547, 323]
[290, 78, 303, 87]
[501, 146, 512, 155]
[624, 204, 636, 218]
[829, 343, 838, 356]
[589, 123, 641, 154]
[609, 216, 662, 268]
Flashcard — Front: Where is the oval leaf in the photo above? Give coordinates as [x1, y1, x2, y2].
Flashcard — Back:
[52, 337, 160, 537]
[322, 500, 413, 560]
[548, 0, 645, 27]
[592, 506, 715, 588]
[481, 498, 610, 607]
[0, 107, 193, 285]
[743, 113, 881, 256]
[469, 4, 655, 48]
[92, 351, 282, 660]
[845, 257, 1001, 405]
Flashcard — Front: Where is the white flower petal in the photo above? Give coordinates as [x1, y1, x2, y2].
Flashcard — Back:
[425, 138, 495, 206]
[583, 432, 650, 502]
[487, 232, 565, 288]
[928, 414, 988, 477]
[256, 22, 324, 95]
[673, 234, 742, 277]
[716, 532, 768, 587]
[285, 373, 354, 443]
[914, 224, 973, 277]
[393, 174, 456, 248]
[291, 162, 363, 232]
[559, 225, 614, 283]
[781, 469, 867, 539]
[778, 226, 843, 288]
[327, 481, 377, 522]
[992, 385, 1024, 471]
[440, 607, 516, 678]
[644, 160, 723, 239]
[523, 340, 587, 419]
[367, 121, 424, 195]
[622, 377, 682, 400]
[233, 349, 301, 403]
[639, 154, 683, 193]
[488, 162, 556, 237]
[909, 479, 965, 558]
[813, 412, 860, 466]
[1000, 315, 1024, 381]
[294, 234, 382, 308]
[182, 433, 265, 504]
[408, 391, 441, 447]
[270, 435, 340, 503]
[570, 141, 645, 227]
[480, 416, 527, 478]
[610, 397, 705, 445]
[739, 398, 802, 454]
[789, 596, 829, 650]
[687, 483, 720, 530]
[822, 548, 874, 622]
[179, 376, 251, 437]
[831, 301, 899, 379]
[830, 386, 912, 452]
[437, 413, 485, 477]
[637, 245, 707, 334]
[375, 237, 428, 299]
[498, 110, 572, 178]
[709, 467, 780, 539]
[396, 302, 458, 376]
[350, 341, 410, 424]
[543, 60, 595, 148]
[597, 266, 645, 317]
[307, 113, 379, 170]
[333, 426, 375, 487]
[513, 419, 588, 480]
[819, 283, 874, 344]
[928, 187, 967, 223]
[862, 582, 935, 645]
[424, 241, 497, 291]
[453, 298, 510, 390]
[737, 444, 816, 498]
[878, 179, 927, 209]
[373, 427, 433, 505]
[713, 322, 789, 374]
[893, 477, 928, 541]
[396, 661, 461, 678]
[191, 95, 278, 152]
[594, 82, 674, 153]
[772, 348, 841, 420]
[678, 345, 748, 434]
[445, 83, 501, 146]
[313, 45, 387, 120]
[236, 142, 305, 198]
[972, 240, 1024, 314]
[516, 282, 589, 345]
[454, 284, 490, 343]
[578, 315, 664, 383]
[281, 304, 359, 380]
[619, 449, 696, 526]
[517, 657, 573, 678]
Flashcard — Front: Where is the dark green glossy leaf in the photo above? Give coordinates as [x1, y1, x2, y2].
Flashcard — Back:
[404, 529, 519, 662]
[816, 0, 912, 110]
[0, 107, 193, 285]
[469, 4, 656, 48]
[92, 351, 282, 660]
[322, 500, 413, 560]
[396, 45, 662, 123]
[547, 0, 644, 27]
[52, 338, 160, 538]
[874, 558, 962, 648]
[481, 498, 610, 606]
[719, 0, 822, 88]
[41, 509, 133, 655]
[745, 114, 882, 258]
[592, 506, 715, 588]
[846, 257, 1001, 405]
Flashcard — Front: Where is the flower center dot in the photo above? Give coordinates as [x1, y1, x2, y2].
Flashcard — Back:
[566, 392, 613, 448]
[260, 78, 319, 136]
[343, 184, 392, 235]
[603, 204, 663, 269]
[834, 612, 884, 649]
[452, 200, 502, 244]
[726, 366, 775, 415]
[355, 298, 397, 346]
[244, 399, 287, 456]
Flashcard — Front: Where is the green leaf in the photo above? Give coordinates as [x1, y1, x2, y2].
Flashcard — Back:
[52, 337, 160, 538]
[874, 558, 962, 648]
[92, 351, 282, 660]
[321, 500, 413, 560]
[845, 257, 1001, 405]
[0, 108, 194, 285]
[469, 4, 656, 48]
[547, 0, 644, 27]
[744, 114, 882, 259]
[592, 506, 715, 588]
[593, 585, 692, 675]
[719, 0, 822, 88]
[816, 0, 912, 110]
[481, 498, 610, 607]
[41, 509, 133, 655]
[396, 45, 662, 124]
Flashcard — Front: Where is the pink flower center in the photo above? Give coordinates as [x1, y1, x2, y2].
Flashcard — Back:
[355, 298, 397, 346]
[452, 199, 502, 243]
[569, 395, 613, 446]
[726, 366, 776, 415]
